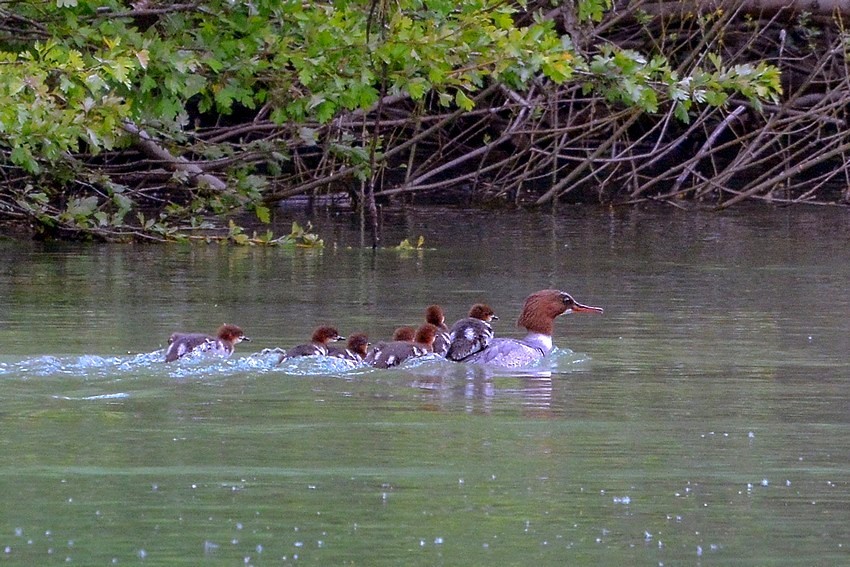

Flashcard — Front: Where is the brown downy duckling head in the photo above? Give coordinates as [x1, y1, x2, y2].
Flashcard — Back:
[347, 333, 370, 357]
[392, 326, 416, 342]
[468, 303, 498, 322]
[312, 326, 345, 344]
[414, 323, 439, 348]
[425, 304, 447, 329]
[217, 324, 250, 343]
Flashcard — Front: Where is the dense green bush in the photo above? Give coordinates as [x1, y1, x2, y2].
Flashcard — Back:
[0, 0, 781, 241]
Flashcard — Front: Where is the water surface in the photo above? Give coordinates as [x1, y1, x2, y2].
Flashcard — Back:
[1, 205, 849, 565]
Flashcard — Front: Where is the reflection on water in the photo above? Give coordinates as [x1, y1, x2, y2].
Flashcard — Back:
[1, 205, 850, 564]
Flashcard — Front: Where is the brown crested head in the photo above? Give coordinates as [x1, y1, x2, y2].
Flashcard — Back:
[414, 323, 439, 348]
[468, 303, 498, 322]
[312, 326, 345, 344]
[516, 289, 603, 335]
[392, 326, 416, 341]
[425, 304, 447, 329]
[347, 333, 370, 357]
[217, 324, 249, 343]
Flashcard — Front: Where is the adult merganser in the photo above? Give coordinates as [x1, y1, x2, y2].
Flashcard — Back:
[460, 290, 602, 367]
[425, 304, 451, 356]
[326, 333, 370, 362]
[278, 326, 345, 363]
[164, 324, 250, 363]
[446, 303, 498, 362]
[365, 323, 438, 368]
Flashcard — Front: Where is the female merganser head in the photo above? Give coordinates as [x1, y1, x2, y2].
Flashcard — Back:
[425, 304, 451, 356]
[278, 326, 345, 362]
[165, 324, 250, 363]
[326, 332, 370, 362]
[365, 323, 438, 368]
[460, 290, 602, 367]
[446, 303, 498, 362]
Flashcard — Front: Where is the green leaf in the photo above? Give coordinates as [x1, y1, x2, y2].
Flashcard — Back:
[674, 102, 691, 123]
[113, 193, 133, 213]
[314, 100, 337, 123]
[254, 204, 271, 224]
[455, 90, 474, 111]
[66, 196, 98, 218]
[407, 78, 429, 100]
[10, 146, 40, 174]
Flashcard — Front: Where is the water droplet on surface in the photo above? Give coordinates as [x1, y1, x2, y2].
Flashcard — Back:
[204, 541, 219, 554]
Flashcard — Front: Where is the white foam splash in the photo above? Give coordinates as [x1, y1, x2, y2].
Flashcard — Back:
[53, 393, 131, 401]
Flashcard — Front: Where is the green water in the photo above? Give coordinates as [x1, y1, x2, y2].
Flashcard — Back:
[1, 205, 849, 565]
